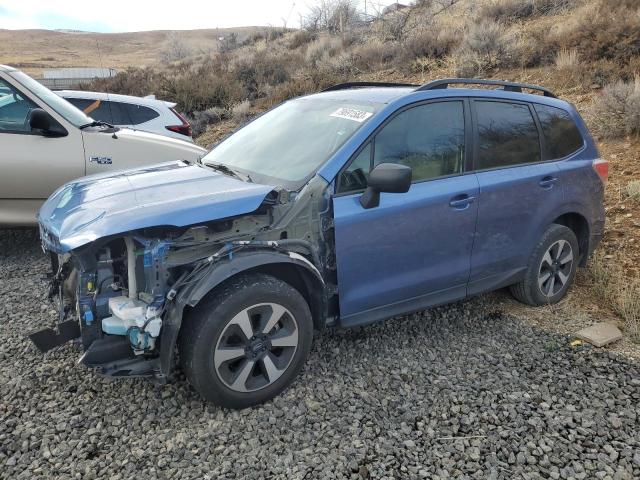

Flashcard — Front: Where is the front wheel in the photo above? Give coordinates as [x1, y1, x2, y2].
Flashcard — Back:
[510, 224, 579, 306]
[180, 274, 313, 409]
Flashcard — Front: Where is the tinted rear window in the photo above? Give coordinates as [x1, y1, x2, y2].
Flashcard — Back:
[123, 103, 159, 124]
[476, 101, 540, 169]
[534, 104, 584, 159]
[63, 98, 158, 125]
[65, 98, 116, 124]
[65, 98, 94, 111]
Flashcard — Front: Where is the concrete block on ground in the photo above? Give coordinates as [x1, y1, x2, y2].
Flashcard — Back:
[575, 322, 623, 348]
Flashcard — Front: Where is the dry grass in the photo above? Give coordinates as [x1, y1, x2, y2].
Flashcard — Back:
[627, 180, 640, 202]
[480, 0, 580, 21]
[231, 100, 251, 122]
[550, 0, 640, 68]
[589, 254, 640, 343]
[555, 49, 579, 69]
[451, 20, 514, 76]
[0, 27, 265, 77]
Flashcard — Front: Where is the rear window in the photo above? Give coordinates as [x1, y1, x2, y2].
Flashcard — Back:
[122, 104, 159, 124]
[64, 98, 158, 126]
[534, 104, 584, 159]
[475, 101, 540, 170]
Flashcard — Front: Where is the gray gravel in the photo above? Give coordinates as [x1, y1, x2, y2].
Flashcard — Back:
[1, 229, 639, 480]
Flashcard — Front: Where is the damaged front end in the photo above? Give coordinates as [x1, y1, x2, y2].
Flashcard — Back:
[32, 163, 333, 381]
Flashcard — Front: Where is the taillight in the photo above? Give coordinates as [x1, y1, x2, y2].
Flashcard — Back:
[166, 108, 192, 137]
[593, 158, 609, 185]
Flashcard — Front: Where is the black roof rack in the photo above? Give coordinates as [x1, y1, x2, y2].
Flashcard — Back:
[416, 78, 557, 98]
[322, 81, 419, 92]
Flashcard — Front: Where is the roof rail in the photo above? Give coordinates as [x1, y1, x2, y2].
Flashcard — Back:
[416, 78, 557, 98]
[322, 81, 418, 92]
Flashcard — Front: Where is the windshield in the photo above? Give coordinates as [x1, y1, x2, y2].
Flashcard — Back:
[202, 97, 383, 189]
[9, 71, 93, 128]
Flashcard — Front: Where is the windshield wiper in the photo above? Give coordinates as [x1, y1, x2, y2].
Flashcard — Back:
[204, 162, 252, 182]
[79, 120, 115, 130]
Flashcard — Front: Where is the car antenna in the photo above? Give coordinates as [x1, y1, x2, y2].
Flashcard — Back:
[95, 39, 118, 139]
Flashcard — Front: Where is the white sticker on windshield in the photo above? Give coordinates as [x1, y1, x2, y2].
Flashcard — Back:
[330, 107, 373, 123]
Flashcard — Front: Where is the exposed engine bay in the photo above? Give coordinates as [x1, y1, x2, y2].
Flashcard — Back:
[31, 176, 334, 381]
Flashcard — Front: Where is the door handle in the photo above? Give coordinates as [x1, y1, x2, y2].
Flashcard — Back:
[539, 176, 558, 189]
[449, 194, 476, 209]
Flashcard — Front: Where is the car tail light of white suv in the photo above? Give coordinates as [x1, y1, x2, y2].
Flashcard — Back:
[166, 108, 192, 138]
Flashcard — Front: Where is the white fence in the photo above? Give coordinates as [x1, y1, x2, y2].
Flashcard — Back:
[36, 77, 98, 90]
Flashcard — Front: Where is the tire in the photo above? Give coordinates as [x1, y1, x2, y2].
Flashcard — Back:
[180, 273, 313, 409]
[510, 224, 579, 306]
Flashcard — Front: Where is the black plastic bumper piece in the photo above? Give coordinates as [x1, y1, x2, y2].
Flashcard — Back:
[29, 320, 81, 353]
[79, 336, 160, 379]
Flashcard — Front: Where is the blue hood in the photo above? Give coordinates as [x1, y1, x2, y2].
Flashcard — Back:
[38, 161, 276, 252]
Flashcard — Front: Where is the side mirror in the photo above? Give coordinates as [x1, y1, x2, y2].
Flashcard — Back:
[29, 108, 51, 131]
[360, 163, 412, 209]
[29, 108, 67, 137]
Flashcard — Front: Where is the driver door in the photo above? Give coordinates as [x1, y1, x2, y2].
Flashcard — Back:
[332, 100, 479, 326]
[0, 76, 84, 225]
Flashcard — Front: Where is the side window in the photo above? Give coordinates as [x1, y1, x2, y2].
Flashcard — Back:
[124, 104, 159, 124]
[338, 143, 371, 193]
[534, 104, 584, 159]
[337, 101, 466, 193]
[82, 99, 114, 124]
[109, 102, 133, 125]
[0, 79, 36, 133]
[373, 101, 465, 182]
[65, 98, 95, 111]
[476, 101, 540, 169]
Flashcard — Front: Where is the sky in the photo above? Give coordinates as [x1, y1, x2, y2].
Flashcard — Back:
[0, 0, 400, 32]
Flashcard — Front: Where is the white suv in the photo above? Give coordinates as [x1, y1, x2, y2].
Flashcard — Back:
[0, 65, 206, 226]
[57, 90, 194, 142]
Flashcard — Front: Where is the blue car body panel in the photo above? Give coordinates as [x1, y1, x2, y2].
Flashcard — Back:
[38, 161, 275, 252]
[333, 174, 479, 323]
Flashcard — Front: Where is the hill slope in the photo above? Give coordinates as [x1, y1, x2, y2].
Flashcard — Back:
[0, 27, 266, 76]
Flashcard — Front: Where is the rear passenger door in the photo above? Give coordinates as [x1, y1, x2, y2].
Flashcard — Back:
[468, 99, 563, 294]
[333, 100, 479, 324]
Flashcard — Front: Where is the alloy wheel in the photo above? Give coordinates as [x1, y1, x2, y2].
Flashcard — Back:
[537, 239, 574, 297]
[213, 302, 299, 393]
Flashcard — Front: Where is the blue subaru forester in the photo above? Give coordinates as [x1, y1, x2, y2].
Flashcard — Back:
[35, 79, 607, 408]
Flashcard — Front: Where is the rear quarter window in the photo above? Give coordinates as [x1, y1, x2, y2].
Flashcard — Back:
[123, 104, 159, 124]
[534, 104, 584, 159]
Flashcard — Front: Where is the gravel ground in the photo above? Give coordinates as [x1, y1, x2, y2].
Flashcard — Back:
[1, 229, 640, 480]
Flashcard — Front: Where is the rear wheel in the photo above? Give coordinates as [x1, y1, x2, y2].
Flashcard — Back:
[180, 274, 313, 409]
[510, 224, 579, 306]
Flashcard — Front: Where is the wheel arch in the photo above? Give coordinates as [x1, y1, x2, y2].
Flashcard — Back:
[551, 212, 590, 266]
[159, 251, 327, 377]
[185, 251, 327, 328]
